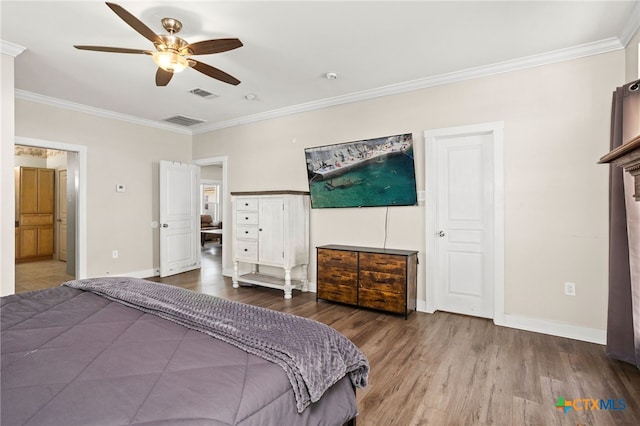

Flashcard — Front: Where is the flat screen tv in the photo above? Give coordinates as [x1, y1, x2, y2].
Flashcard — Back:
[304, 133, 417, 208]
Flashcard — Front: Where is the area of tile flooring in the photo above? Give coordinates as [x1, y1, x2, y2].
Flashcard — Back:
[15, 259, 76, 293]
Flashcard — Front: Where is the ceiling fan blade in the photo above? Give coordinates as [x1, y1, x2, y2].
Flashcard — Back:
[106, 2, 164, 46]
[191, 60, 240, 86]
[156, 68, 173, 86]
[74, 45, 151, 54]
[186, 38, 243, 56]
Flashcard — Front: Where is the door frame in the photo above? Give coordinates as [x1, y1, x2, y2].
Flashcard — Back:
[192, 156, 229, 275]
[14, 136, 87, 282]
[424, 122, 505, 325]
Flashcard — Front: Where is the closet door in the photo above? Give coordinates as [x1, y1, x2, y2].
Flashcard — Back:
[258, 197, 285, 266]
[37, 168, 55, 213]
[19, 168, 39, 213]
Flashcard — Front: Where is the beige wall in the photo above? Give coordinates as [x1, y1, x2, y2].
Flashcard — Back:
[15, 100, 192, 279]
[1, 53, 16, 296]
[201, 164, 223, 181]
[193, 51, 625, 331]
[626, 27, 640, 81]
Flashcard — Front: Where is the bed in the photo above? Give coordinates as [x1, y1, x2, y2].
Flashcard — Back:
[1, 277, 369, 425]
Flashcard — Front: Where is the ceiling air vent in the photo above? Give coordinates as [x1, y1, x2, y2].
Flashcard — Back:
[162, 115, 206, 127]
[189, 88, 218, 99]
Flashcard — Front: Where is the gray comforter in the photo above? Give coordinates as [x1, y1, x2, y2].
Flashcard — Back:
[62, 277, 369, 413]
[1, 283, 362, 425]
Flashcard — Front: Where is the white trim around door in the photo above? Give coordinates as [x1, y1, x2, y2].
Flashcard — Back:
[424, 122, 505, 325]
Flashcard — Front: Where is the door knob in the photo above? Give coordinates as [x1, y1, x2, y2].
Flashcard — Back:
[437, 230, 445, 237]
[162, 223, 169, 228]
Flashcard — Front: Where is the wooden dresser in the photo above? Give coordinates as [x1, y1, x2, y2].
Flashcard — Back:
[316, 245, 418, 318]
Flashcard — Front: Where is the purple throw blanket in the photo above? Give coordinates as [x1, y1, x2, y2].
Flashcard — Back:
[63, 277, 369, 413]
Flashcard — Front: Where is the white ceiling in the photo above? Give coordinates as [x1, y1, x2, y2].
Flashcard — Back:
[2, 1, 639, 134]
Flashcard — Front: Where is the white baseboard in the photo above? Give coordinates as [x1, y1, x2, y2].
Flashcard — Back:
[415, 301, 606, 345]
[112, 269, 158, 279]
[499, 314, 606, 345]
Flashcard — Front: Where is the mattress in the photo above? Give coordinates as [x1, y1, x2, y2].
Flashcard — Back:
[1, 284, 361, 425]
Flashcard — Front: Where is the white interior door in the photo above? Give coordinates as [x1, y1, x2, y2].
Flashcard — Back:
[425, 123, 504, 320]
[159, 160, 200, 277]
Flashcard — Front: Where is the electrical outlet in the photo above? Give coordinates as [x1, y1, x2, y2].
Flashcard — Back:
[112, 250, 119, 259]
[564, 282, 576, 296]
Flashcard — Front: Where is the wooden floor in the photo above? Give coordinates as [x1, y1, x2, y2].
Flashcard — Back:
[14, 244, 640, 425]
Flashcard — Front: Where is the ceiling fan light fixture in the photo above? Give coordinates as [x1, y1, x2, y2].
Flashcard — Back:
[152, 50, 188, 73]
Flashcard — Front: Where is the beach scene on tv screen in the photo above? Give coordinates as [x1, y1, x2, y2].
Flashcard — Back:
[305, 133, 417, 208]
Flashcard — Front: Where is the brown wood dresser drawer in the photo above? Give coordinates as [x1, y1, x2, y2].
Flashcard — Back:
[359, 253, 406, 275]
[358, 288, 406, 314]
[359, 270, 405, 294]
[317, 284, 357, 305]
[317, 266, 357, 287]
[317, 249, 358, 269]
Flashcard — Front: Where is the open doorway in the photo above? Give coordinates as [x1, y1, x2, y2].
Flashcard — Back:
[14, 145, 76, 292]
[13, 137, 87, 295]
[192, 157, 228, 277]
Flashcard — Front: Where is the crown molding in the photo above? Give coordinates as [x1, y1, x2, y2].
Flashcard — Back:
[1, 40, 26, 57]
[618, 1, 640, 47]
[15, 90, 192, 135]
[14, 36, 625, 136]
[193, 37, 624, 134]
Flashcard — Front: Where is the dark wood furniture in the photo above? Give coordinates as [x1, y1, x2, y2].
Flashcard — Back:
[599, 134, 640, 201]
[316, 245, 418, 318]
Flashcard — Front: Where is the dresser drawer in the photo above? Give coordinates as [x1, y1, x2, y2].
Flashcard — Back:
[237, 226, 258, 240]
[359, 270, 405, 294]
[236, 198, 258, 211]
[360, 253, 406, 275]
[318, 266, 357, 288]
[317, 249, 358, 269]
[358, 288, 406, 314]
[235, 241, 258, 262]
[236, 212, 259, 225]
[318, 284, 357, 305]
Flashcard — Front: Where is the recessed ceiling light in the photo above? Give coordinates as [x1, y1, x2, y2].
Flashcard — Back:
[244, 93, 257, 101]
[325, 72, 338, 80]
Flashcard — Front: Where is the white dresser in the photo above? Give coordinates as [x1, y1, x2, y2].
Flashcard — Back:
[231, 191, 310, 298]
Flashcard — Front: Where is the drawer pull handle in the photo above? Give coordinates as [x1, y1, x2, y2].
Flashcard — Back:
[244, 248, 248, 252]
[244, 203, 249, 206]
[245, 217, 249, 220]
[244, 231, 248, 234]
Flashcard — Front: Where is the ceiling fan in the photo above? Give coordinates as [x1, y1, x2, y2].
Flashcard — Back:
[74, 2, 243, 87]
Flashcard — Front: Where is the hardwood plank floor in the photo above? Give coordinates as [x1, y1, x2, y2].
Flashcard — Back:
[14, 245, 640, 425]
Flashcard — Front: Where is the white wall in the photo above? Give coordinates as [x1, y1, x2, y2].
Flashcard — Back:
[14, 100, 192, 280]
[1, 50, 18, 296]
[193, 50, 625, 333]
